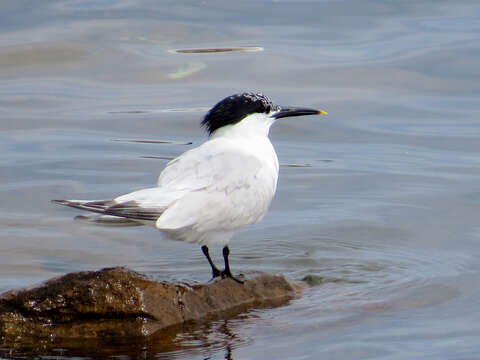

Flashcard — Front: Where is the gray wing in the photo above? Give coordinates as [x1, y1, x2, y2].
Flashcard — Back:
[52, 199, 164, 222]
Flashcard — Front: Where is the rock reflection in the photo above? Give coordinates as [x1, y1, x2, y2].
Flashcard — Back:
[0, 318, 247, 359]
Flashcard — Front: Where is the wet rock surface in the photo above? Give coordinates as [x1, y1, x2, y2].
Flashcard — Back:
[0, 267, 300, 353]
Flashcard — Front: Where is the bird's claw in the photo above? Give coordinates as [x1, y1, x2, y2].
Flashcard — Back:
[211, 268, 221, 278]
[220, 270, 244, 284]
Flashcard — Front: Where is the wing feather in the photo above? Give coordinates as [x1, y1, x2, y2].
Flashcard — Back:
[103, 201, 164, 221]
[52, 198, 165, 222]
[52, 199, 115, 214]
[155, 138, 278, 233]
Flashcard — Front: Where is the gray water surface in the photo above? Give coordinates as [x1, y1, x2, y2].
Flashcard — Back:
[1, 0, 480, 359]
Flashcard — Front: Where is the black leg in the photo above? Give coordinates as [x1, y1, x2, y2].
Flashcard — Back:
[201, 245, 220, 278]
[221, 246, 244, 284]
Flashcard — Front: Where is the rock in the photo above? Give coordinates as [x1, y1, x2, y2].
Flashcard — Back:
[0, 267, 300, 348]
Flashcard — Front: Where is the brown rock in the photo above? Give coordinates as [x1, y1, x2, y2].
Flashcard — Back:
[0, 267, 300, 350]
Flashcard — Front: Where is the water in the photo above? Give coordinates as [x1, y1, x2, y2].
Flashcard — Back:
[1, 0, 480, 358]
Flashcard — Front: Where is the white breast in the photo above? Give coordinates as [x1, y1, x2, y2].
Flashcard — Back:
[155, 113, 279, 245]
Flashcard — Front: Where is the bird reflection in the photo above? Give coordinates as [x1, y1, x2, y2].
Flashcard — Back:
[218, 320, 235, 360]
[158, 318, 246, 360]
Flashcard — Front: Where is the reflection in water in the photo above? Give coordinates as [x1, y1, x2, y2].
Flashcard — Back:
[168, 47, 263, 54]
[1, 317, 247, 359]
[108, 107, 209, 114]
[111, 138, 193, 145]
[168, 62, 206, 80]
[168, 320, 243, 360]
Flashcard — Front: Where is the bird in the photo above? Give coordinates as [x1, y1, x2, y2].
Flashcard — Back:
[53, 92, 327, 283]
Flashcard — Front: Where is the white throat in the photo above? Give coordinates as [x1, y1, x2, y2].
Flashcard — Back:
[211, 113, 276, 139]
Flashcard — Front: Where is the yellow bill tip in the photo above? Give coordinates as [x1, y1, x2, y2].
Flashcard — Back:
[318, 110, 328, 115]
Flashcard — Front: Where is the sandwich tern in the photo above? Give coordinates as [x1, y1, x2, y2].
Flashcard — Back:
[53, 92, 326, 283]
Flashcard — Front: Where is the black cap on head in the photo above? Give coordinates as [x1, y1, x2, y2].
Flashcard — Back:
[202, 92, 280, 135]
